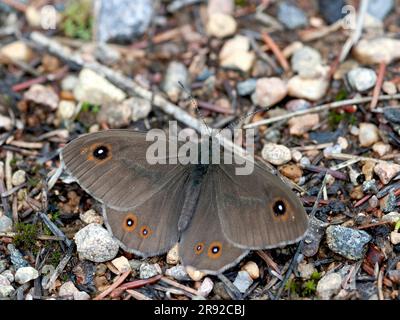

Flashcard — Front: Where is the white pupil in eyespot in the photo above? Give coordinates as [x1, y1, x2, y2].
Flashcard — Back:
[127, 219, 133, 226]
[212, 247, 219, 253]
[197, 245, 202, 250]
[97, 149, 104, 154]
[143, 229, 148, 235]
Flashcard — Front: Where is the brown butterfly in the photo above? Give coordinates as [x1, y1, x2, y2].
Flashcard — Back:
[60, 129, 308, 274]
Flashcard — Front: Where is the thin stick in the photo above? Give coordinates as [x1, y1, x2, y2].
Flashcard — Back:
[109, 275, 162, 298]
[256, 250, 281, 275]
[261, 32, 289, 72]
[93, 270, 131, 300]
[126, 289, 152, 300]
[244, 94, 400, 128]
[370, 62, 386, 110]
[160, 276, 198, 296]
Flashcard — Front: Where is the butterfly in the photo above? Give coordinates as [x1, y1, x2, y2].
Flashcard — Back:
[60, 128, 308, 274]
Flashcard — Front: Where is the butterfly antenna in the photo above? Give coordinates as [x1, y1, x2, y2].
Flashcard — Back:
[178, 81, 212, 135]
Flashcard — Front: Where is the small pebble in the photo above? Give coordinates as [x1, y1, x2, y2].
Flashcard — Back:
[186, 266, 206, 281]
[287, 74, 329, 101]
[285, 99, 311, 112]
[291, 46, 323, 78]
[0, 285, 15, 298]
[122, 97, 152, 122]
[207, 0, 234, 15]
[233, 271, 253, 293]
[206, 13, 237, 38]
[382, 81, 397, 95]
[316, 272, 342, 300]
[362, 179, 378, 194]
[383, 108, 400, 125]
[74, 68, 126, 105]
[372, 142, 391, 157]
[347, 68, 377, 92]
[74, 224, 119, 263]
[302, 217, 329, 258]
[337, 137, 349, 150]
[95, 43, 121, 65]
[251, 77, 287, 107]
[288, 114, 320, 136]
[111, 256, 131, 273]
[162, 61, 189, 102]
[97, 101, 132, 128]
[237, 79, 257, 96]
[59, 281, 79, 298]
[241, 261, 260, 280]
[165, 266, 191, 281]
[166, 243, 179, 265]
[358, 123, 380, 147]
[277, 1, 308, 29]
[353, 38, 400, 65]
[380, 191, 397, 213]
[0, 215, 12, 232]
[197, 277, 214, 297]
[11, 170, 26, 187]
[73, 291, 91, 300]
[0, 274, 10, 286]
[15, 267, 39, 284]
[279, 164, 303, 183]
[367, 0, 394, 20]
[374, 162, 400, 185]
[0, 41, 32, 62]
[390, 232, 400, 245]
[58, 100, 77, 120]
[368, 195, 379, 208]
[24, 84, 59, 110]
[1, 270, 14, 283]
[8, 244, 28, 269]
[318, 0, 345, 24]
[79, 209, 104, 225]
[291, 150, 303, 162]
[326, 225, 371, 260]
[382, 212, 400, 224]
[261, 143, 292, 166]
[219, 35, 255, 73]
[61, 75, 79, 92]
[139, 263, 160, 279]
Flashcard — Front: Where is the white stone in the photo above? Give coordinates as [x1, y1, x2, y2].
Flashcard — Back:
[261, 143, 292, 166]
[74, 68, 126, 105]
[287, 74, 329, 101]
[251, 77, 287, 108]
[24, 84, 59, 110]
[59, 281, 80, 298]
[207, 0, 234, 15]
[79, 209, 103, 225]
[74, 224, 119, 263]
[206, 13, 237, 38]
[382, 81, 397, 95]
[186, 266, 205, 281]
[0, 41, 32, 62]
[359, 123, 380, 147]
[297, 262, 317, 280]
[374, 161, 400, 185]
[316, 272, 342, 300]
[372, 142, 391, 157]
[291, 46, 323, 78]
[11, 170, 26, 187]
[197, 277, 214, 297]
[347, 68, 377, 92]
[58, 100, 76, 120]
[15, 267, 39, 284]
[139, 263, 161, 279]
[73, 291, 91, 300]
[61, 75, 79, 91]
[233, 271, 253, 293]
[0, 285, 15, 298]
[382, 212, 400, 224]
[111, 256, 131, 273]
[241, 261, 260, 280]
[219, 35, 255, 73]
[0, 215, 13, 233]
[353, 38, 400, 64]
[390, 232, 400, 245]
[166, 243, 179, 265]
[288, 114, 320, 136]
[121, 97, 152, 122]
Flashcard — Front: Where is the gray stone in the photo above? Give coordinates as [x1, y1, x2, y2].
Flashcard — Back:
[123, 97, 152, 122]
[139, 263, 160, 279]
[277, 2, 308, 29]
[15, 267, 39, 284]
[165, 265, 191, 281]
[0, 215, 12, 232]
[0, 260, 7, 273]
[7, 244, 28, 269]
[302, 217, 328, 257]
[0, 274, 10, 286]
[74, 224, 119, 263]
[347, 68, 377, 92]
[367, 0, 394, 20]
[291, 46, 322, 78]
[233, 271, 253, 293]
[326, 225, 371, 260]
[96, 0, 153, 43]
[237, 79, 257, 96]
[1, 270, 13, 283]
